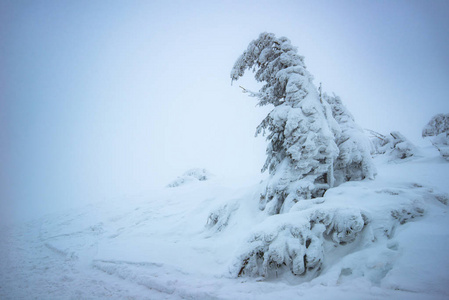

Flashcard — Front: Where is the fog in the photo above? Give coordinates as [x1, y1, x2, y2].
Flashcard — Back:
[2, 0, 449, 224]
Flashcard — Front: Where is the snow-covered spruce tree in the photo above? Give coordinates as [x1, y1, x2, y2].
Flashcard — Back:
[226, 33, 383, 279]
[368, 130, 417, 160]
[231, 33, 339, 214]
[422, 113, 449, 160]
[324, 94, 376, 186]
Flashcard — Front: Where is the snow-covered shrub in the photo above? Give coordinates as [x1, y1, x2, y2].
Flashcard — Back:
[430, 135, 449, 161]
[389, 131, 417, 160]
[390, 204, 424, 225]
[325, 94, 376, 185]
[231, 33, 339, 214]
[422, 114, 449, 161]
[231, 207, 368, 278]
[366, 129, 388, 156]
[368, 130, 417, 160]
[167, 168, 213, 188]
[206, 202, 239, 232]
[422, 113, 449, 137]
[434, 192, 449, 205]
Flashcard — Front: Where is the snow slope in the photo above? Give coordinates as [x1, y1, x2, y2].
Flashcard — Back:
[1, 145, 449, 299]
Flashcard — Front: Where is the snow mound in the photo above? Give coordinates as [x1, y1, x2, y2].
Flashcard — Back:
[166, 168, 214, 188]
[369, 131, 419, 161]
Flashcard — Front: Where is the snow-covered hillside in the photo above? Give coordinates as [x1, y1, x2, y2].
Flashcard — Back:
[1, 144, 449, 299]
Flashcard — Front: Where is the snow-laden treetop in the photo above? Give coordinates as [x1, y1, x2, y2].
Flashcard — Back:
[230, 32, 338, 175]
[231, 32, 311, 107]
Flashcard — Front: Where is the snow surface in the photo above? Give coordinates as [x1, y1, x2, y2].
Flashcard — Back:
[1, 143, 449, 299]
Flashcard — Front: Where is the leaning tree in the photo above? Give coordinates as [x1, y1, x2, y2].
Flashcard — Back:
[231, 32, 340, 214]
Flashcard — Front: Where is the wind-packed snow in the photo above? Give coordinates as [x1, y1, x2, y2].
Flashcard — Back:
[1, 143, 448, 299]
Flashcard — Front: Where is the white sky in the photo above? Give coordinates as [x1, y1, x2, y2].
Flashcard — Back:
[1, 0, 449, 224]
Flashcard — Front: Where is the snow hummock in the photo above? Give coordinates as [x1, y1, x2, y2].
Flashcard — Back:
[166, 168, 214, 188]
[1, 144, 449, 299]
